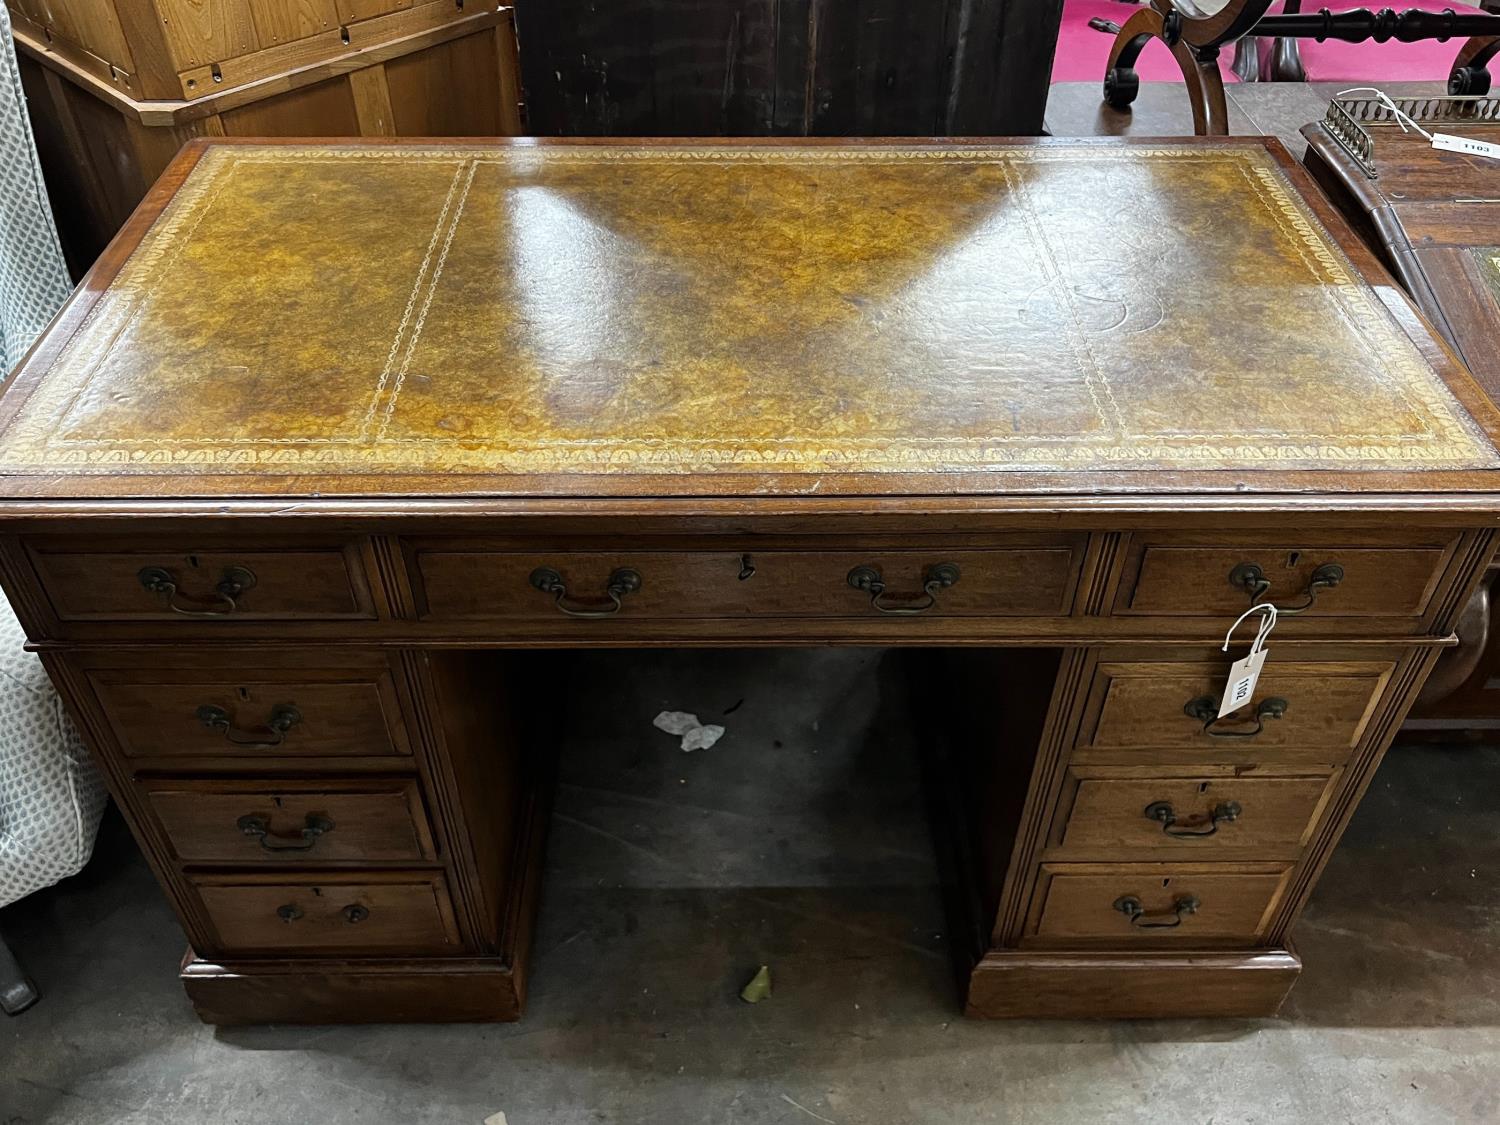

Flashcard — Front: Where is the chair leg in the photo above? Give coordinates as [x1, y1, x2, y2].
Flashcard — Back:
[1104, 8, 1231, 135]
[1266, 37, 1307, 82]
[1232, 37, 1261, 83]
[0, 927, 40, 1015]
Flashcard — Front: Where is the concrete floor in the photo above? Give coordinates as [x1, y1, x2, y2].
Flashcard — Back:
[3, 648, 1500, 1124]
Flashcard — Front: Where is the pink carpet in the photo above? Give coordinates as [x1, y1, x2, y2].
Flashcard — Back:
[1052, 0, 1469, 83]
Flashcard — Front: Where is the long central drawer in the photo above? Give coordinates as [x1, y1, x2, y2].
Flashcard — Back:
[410, 537, 1087, 622]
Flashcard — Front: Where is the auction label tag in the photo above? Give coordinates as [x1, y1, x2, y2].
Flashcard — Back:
[1432, 134, 1500, 162]
[1219, 647, 1268, 720]
[1218, 604, 1278, 719]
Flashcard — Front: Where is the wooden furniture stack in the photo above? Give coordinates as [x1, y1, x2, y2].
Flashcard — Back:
[6, 1, 524, 272]
[1, 137, 1498, 1024]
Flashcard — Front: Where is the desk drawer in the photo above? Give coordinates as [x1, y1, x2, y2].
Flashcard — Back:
[1112, 533, 1457, 626]
[1050, 771, 1336, 860]
[191, 873, 460, 955]
[1029, 865, 1290, 945]
[413, 541, 1082, 622]
[88, 661, 410, 761]
[27, 541, 375, 624]
[143, 779, 436, 864]
[1081, 660, 1394, 755]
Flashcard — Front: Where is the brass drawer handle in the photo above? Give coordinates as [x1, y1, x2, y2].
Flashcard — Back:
[138, 565, 256, 617]
[196, 703, 301, 749]
[237, 812, 334, 852]
[276, 904, 303, 923]
[1114, 894, 1200, 929]
[528, 566, 642, 618]
[1144, 799, 1242, 838]
[1184, 695, 1288, 738]
[847, 563, 961, 615]
[1228, 561, 1344, 615]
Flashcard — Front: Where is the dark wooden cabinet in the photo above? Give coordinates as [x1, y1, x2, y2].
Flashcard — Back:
[514, 0, 1065, 136]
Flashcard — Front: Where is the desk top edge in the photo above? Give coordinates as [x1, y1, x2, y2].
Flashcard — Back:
[5, 134, 1500, 512]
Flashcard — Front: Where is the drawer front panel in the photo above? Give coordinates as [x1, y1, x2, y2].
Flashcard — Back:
[192, 874, 460, 955]
[1031, 866, 1290, 944]
[92, 670, 408, 760]
[1053, 772, 1335, 859]
[414, 542, 1082, 622]
[144, 779, 436, 864]
[1115, 534, 1456, 624]
[29, 544, 374, 623]
[1085, 661, 1393, 753]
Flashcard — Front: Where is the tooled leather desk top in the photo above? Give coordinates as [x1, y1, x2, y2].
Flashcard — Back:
[3, 136, 1499, 506]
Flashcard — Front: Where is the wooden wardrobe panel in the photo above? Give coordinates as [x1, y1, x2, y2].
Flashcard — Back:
[219, 75, 360, 136]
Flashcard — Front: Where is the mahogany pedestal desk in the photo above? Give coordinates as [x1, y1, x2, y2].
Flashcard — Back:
[2, 137, 1499, 1024]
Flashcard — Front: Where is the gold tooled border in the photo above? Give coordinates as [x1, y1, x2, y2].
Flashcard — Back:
[1, 143, 1494, 475]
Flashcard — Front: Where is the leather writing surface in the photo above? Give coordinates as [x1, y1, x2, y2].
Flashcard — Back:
[0, 140, 1494, 492]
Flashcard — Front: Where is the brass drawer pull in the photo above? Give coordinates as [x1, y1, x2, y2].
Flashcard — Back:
[1228, 561, 1344, 615]
[1184, 695, 1287, 738]
[1144, 799, 1242, 838]
[276, 904, 303, 923]
[138, 564, 256, 617]
[237, 812, 335, 852]
[847, 562, 961, 615]
[196, 703, 301, 749]
[1114, 894, 1200, 929]
[528, 566, 642, 618]
[342, 904, 369, 924]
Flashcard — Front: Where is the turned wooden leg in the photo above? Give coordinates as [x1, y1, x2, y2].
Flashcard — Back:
[1104, 7, 1231, 135]
[1232, 36, 1261, 82]
[1267, 37, 1307, 81]
[0, 928, 39, 1016]
[1265, 0, 1307, 82]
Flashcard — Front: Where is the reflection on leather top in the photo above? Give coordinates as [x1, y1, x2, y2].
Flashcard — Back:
[1, 141, 1494, 486]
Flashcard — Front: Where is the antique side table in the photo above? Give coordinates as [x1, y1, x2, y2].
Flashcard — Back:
[0, 137, 1498, 1023]
[1304, 96, 1500, 736]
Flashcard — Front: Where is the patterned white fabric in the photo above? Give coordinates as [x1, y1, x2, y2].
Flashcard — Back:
[0, 590, 106, 906]
[0, 6, 70, 375]
[0, 9, 103, 910]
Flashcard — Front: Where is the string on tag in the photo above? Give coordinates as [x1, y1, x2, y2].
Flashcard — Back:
[1217, 604, 1277, 720]
[1337, 86, 1433, 140]
[1222, 603, 1277, 654]
[1337, 86, 1500, 163]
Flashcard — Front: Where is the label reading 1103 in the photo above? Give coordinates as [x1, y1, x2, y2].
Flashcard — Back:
[1431, 134, 1500, 162]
